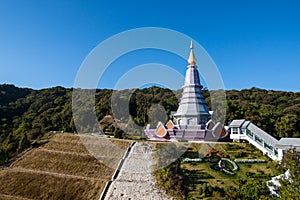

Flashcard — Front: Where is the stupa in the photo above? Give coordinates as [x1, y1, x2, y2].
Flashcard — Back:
[144, 41, 230, 142]
[173, 41, 211, 125]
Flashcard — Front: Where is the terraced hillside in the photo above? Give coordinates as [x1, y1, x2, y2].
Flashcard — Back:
[0, 133, 132, 200]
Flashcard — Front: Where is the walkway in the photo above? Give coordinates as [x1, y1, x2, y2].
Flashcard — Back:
[104, 142, 171, 200]
[229, 119, 280, 160]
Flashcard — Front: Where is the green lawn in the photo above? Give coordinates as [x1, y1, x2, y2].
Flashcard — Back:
[154, 142, 282, 199]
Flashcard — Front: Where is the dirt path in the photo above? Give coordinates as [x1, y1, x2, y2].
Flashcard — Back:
[0, 194, 34, 200]
[8, 167, 104, 181]
[38, 148, 90, 157]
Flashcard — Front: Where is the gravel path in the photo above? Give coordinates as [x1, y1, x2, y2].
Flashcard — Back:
[104, 142, 171, 200]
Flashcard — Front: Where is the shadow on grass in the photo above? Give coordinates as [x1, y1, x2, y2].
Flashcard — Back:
[184, 169, 214, 190]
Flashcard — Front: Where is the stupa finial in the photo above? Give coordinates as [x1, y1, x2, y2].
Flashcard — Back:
[188, 40, 197, 65]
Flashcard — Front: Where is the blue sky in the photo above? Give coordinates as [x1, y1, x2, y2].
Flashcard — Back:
[0, 0, 300, 91]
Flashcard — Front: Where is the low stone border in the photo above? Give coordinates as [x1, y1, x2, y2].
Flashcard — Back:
[99, 180, 112, 200]
[183, 158, 202, 162]
[234, 159, 266, 163]
[99, 141, 136, 200]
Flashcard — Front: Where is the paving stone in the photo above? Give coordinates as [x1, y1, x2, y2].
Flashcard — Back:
[104, 142, 171, 200]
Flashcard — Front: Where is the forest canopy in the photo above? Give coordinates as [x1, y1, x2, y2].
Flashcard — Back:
[0, 84, 299, 165]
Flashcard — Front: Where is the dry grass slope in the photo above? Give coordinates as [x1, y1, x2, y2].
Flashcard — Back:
[0, 133, 132, 200]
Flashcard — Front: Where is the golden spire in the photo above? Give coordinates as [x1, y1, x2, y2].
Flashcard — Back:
[188, 40, 197, 66]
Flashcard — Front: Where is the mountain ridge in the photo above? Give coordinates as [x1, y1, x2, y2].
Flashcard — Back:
[0, 84, 299, 165]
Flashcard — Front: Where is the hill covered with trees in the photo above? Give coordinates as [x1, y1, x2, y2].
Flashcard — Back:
[0, 84, 299, 165]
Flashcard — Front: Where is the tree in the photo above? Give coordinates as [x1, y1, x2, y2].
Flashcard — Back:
[239, 179, 269, 200]
[114, 128, 124, 139]
[154, 143, 189, 199]
[0, 148, 8, 165]
[275, 114, 300, 138]
[1, 84, 300, 168]
[277, 148, 300, 199]
[18, 133, 30, 151]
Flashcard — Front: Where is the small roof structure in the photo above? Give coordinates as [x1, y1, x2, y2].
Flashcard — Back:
[155, 122, 168, 138]
[241, 121, 251, 129]
[228, 119, 246, 127]
[206, 119, 215, 130]
[212, 122, 227, 138]
[247, 123, 278, 146]
[166, 120, 175, 130]
[276, 138, 300, 150]
[229, 119, 279, 146]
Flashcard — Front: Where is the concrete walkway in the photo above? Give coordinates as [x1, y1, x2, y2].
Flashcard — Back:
[104, 142, 171, 200]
